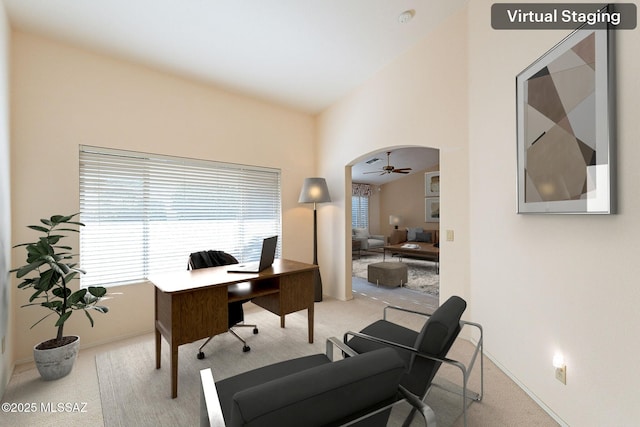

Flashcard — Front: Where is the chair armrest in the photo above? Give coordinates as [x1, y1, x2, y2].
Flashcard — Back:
[344, 330, 469, 380]
[326, 336, 358, 360]
[383, 304, 433, 321]
[200, 368, 225, 427]
[370, 234, 385, 241]
[398, 386, 437, 426]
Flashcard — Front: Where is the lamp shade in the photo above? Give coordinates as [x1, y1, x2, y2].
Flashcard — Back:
[389, 215, 402, 226]
[298, 178, 331, 204]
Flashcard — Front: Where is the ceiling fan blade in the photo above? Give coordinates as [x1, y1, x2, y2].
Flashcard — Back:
[394, 167, 412, 171]
[393, 170, 410, 174]
[362, 171, 381, 174]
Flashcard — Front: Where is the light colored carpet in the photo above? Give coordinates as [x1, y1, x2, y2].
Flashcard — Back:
[97, 298, 467, 427]
[2, 286, 559, 427]
[352, 253, 439, 296]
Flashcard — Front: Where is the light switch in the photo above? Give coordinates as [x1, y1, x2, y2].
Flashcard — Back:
[446, 230, 454, 241]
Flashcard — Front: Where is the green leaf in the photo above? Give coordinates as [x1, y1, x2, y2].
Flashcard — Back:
[68, 289, 87, 305]
[88, 286, 107, 298]
[12, 242, 33, 248]
[42, 301, 62, 310]
[84, 310, 95, 327]
[29, 312, 55, 329]
[57, 227, 82, 233]
[35, 269, 57, 291]
[52, 287, 72, 299]
[28, 289, 43, 302]
[40, 218, 52, 226]
[16, 261, 45, 278]
[92, 306, 109, 314]
[27, 225, 50, 233]
[46, 235, 64, 245]
[50, 214, 66, 222]
[55, 311, 72, 327]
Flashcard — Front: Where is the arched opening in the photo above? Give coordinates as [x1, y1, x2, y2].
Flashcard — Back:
[345, 146, 440, 300]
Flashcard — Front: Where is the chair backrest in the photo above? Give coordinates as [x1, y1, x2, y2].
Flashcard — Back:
[403, 295, 467, 396]
[188, 250, 238, 270]
[228, 347, 405, 427]
[188, 250, 244, 326]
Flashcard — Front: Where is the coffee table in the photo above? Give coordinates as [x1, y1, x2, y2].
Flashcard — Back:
[383, 242, 440, 274]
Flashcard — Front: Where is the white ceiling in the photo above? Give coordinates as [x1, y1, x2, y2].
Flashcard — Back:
[2, 0, 467, 113]
[351, 147, 439, 185]
[3, 1, 450, 183]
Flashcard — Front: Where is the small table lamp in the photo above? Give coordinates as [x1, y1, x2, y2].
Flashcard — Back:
[389, 215, 402, 229]
[298, 177, 331, 302]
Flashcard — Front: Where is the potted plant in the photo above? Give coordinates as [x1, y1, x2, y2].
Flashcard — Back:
[11, 213, 109, 380]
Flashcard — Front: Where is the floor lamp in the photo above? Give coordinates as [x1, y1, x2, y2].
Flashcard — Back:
[298, 177, 331, 302]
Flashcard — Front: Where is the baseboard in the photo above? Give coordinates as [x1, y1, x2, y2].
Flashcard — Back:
[478, 343, 569, 427]
[13, 329, 155, 365]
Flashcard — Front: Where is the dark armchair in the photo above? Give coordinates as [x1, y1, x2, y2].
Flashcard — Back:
[200, 343, 436, 427]
[339, 295, 484, 427]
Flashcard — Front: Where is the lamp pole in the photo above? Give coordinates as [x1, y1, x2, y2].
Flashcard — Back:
[298, 178, 331, 302]
[312, 202, 322, 301]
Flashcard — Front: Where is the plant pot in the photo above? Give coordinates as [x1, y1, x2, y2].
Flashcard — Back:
[33, 335, 80, 380]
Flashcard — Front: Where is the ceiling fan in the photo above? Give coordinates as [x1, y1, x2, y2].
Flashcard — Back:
[363, 151, 412, 175]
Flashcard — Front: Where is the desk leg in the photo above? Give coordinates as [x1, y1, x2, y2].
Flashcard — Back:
[171, 343, 178, 398]
[308, 306, 314, 343]
[280, 315, 285, 328]
[155, 328, 161, 369]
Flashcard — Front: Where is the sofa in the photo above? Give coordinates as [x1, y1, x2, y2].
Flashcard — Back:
[389, 227, 439, 246]
[352, 227, 385, 251]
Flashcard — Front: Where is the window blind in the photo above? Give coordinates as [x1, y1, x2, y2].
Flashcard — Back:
[352, 196, 369, 229]
[79, 146, 281, 288]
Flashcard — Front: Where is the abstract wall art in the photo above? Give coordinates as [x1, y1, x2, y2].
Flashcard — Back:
[516, 22, 615, 214]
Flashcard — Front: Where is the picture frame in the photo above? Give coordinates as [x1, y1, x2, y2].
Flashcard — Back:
[425, 197, 439, 223]
[425, 171, 440, 197]
[516, 22, 615, 214]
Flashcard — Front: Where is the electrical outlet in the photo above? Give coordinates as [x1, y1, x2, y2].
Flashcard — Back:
[446, 230, 454, 241]
[555, 365, 566, 385]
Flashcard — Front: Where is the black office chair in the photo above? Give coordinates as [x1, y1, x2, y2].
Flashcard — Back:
[188, 250, 258, 358]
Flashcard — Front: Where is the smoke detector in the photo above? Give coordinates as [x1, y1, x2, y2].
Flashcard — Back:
[398, 10, 415, 24]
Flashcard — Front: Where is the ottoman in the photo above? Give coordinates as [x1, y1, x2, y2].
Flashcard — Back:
[367, 262, 408, 287]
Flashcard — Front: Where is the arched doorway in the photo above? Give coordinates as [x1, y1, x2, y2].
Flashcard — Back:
[346, 146, 440, 299]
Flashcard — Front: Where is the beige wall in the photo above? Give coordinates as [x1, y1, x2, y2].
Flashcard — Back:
[378, 166, 440, 237]
[0, 1, 11, 398]
[7, 1, 639, 423]
[468, 0, 640, 424]
[317, 7, 469, 304]
[9, 31, 316, 361]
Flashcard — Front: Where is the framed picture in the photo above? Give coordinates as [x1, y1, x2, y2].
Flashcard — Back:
[425, 197, 439, 222]
[516, 22, 615, 214]
[425, 172, 440, 197]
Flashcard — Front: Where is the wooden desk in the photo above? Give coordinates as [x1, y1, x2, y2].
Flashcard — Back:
[149, 258, 318, 398]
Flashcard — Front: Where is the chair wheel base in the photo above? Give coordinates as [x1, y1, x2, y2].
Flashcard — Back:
[243, 345, 251, 352]
[197, 351, 205, 360]
[253, 328, 259, 334]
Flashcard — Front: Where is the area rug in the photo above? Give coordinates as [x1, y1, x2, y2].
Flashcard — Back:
[353, 252, 439, 296]
[97, 298, 466, 427]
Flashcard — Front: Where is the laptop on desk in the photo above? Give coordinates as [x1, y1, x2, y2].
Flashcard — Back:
[227, 236, 278, 273]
